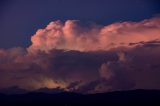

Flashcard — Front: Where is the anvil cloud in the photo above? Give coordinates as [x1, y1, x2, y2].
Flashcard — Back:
[0, 17, 160, 93]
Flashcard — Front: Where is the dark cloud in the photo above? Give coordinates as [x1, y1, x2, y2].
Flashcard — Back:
[0, 17, 160, 93]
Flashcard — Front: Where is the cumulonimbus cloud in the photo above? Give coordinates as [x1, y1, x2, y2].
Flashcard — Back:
[28, 17, 160, 53]
[0, 17, 160, 93]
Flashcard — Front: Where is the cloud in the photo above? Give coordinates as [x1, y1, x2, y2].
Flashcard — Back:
[99, 63, 114, 80]
[28, 17, 160, 53]
[0, 17, 160, 93]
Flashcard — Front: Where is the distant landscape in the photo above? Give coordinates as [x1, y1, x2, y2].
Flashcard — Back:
[0, 89, 160, 106]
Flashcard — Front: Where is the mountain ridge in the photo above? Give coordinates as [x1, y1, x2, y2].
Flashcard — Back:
[0, 89, 160, 106]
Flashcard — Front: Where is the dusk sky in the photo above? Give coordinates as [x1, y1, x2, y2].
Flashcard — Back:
[0, 0, 160, 94]
[1, 0, 160, 48]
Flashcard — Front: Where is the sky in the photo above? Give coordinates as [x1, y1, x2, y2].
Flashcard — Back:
[0, 0, 160, 94]
[0, 0, 160, 48]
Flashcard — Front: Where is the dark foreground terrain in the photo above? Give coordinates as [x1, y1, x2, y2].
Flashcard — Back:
[0, 89, 160, 106]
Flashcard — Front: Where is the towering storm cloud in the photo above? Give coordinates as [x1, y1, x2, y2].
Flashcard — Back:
[28, 17, 160, 53]
[0, 17, 160, 93]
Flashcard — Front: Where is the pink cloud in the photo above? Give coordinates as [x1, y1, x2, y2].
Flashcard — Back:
[0, 17, 160, 93]
[28, 17, 160, 53]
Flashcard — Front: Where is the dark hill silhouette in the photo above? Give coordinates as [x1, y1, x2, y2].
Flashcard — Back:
[0, 89, 160, 106]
